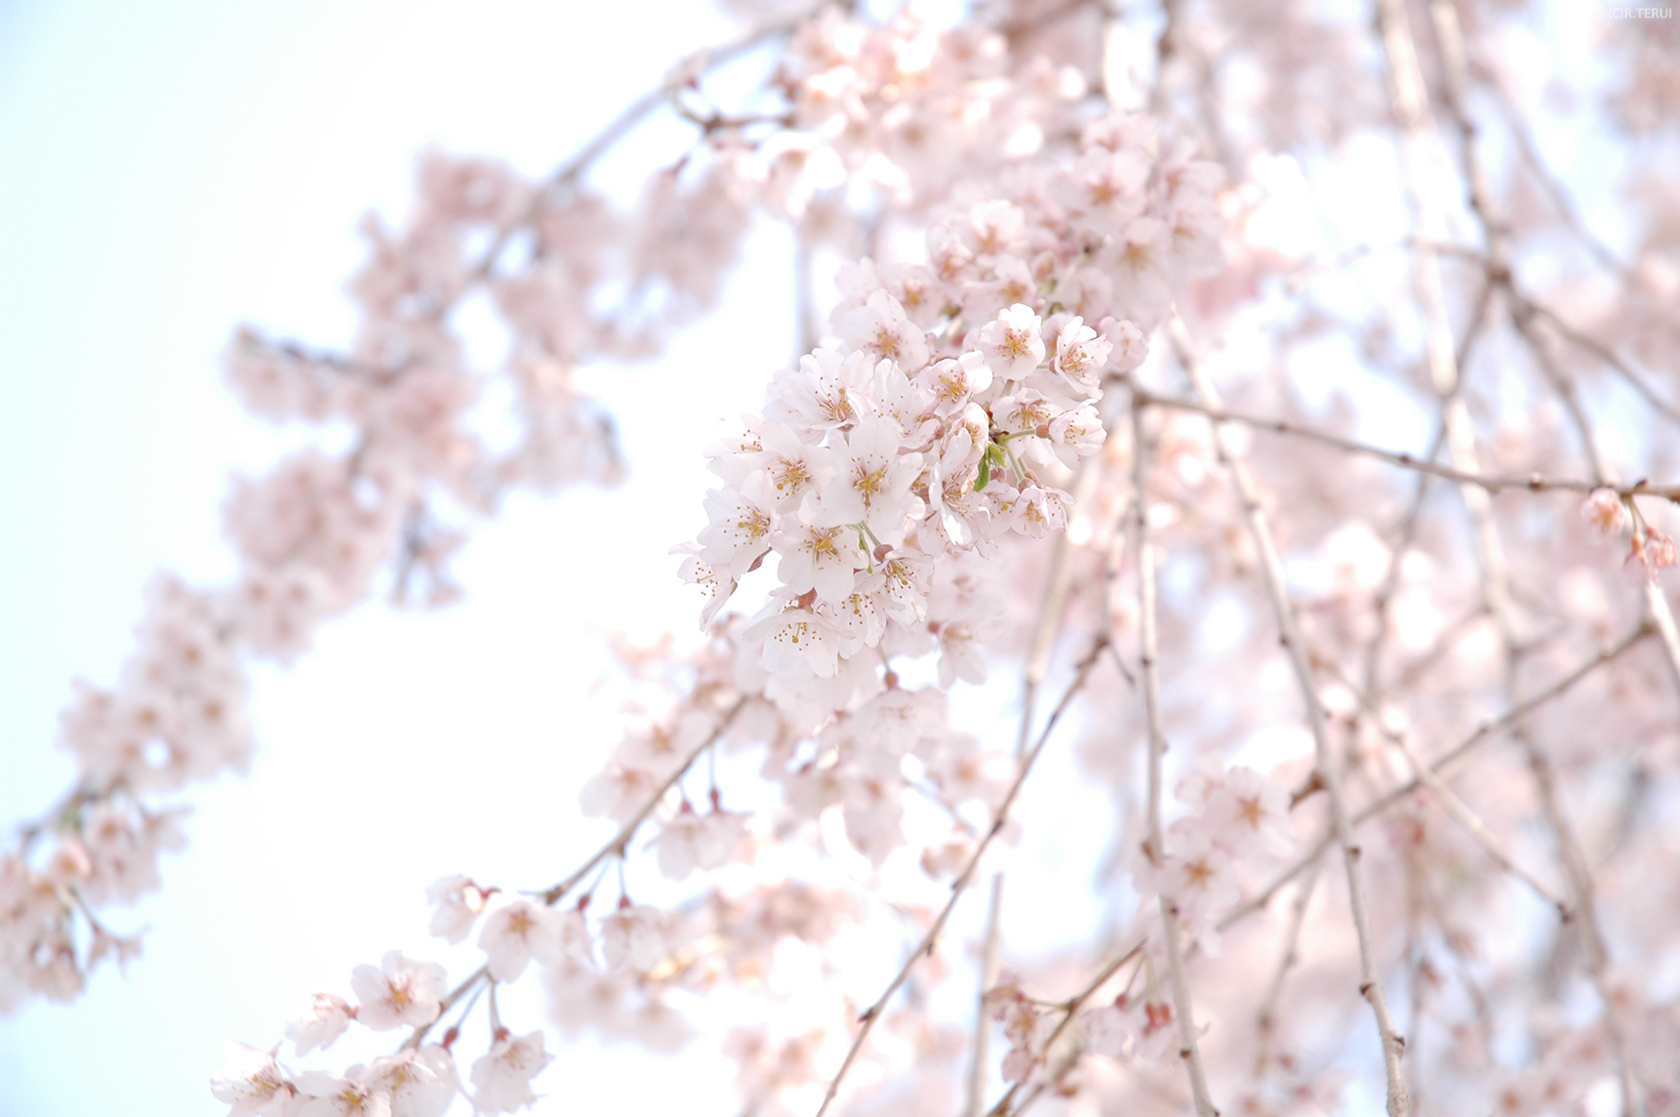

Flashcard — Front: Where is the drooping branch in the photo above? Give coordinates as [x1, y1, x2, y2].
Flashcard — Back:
[1130, 393, 1218, 1117]
[1170, 319, 1410, 1115]
[539, 698, 745, 907]
[814, 636, 1110, 1117]
[1127, 388, 1680, 505]
[1223, 621, 1652, 931]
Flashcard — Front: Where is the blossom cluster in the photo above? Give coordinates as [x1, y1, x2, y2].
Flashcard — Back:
[681, 109, 1223, 719]
[210, 950, 553, 1117]
[977, 763, 1294, 1093]
[1134, 762, 1296, 949]
[14, 1, 1680, 1116]
[1582, 486, 1680, 583]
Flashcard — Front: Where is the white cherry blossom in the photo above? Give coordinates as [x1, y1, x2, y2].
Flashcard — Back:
[478, 897, 565, 982]
[287, 992, 354, 1056]
[293, 1068, 391, 1117]
[820, 414, 925, 546]
[469, 1030, 552, 1114]
[425, 875, 488, 945]
[764, 348, 869, 433]
[600, 904, 669, 974]
[748, 601, 846, 678]
[349, 951, 445, 1031]
[974, 304, 1046, 382]
[1050, 317, 1114, 393]
[919, 351, 993, 416]
[1046, 404, 1103, 467]
[650, 805, 747, 879]
[770, 509, 867, 605]
[211, 1042, 294, 1117]
[1203, 766, 1294, 856]
[698, 472, 777, 582]
[840, 289, 930, 372]
[578, 764, 661, 823]
[365, 1047, 457, 1117]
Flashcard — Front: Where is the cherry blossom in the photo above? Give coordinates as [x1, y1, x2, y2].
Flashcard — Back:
[469, 1030, 553, 1115]
[600, 904, 669, 974]
[286, 993, 354, 1056]
[293, 1068, 393, 1117]
[650, 805, 748, 879]
[425, 875, 489, 945]
[975, 304, 1047, 383]
[210, 1042, 294, 1117]
[349, 951, 446, 1031]
[478, 898, 566, 983]
[363, 1047, 457, 1117]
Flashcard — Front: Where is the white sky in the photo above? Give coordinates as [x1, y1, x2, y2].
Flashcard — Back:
[0, 1, 802, 1112]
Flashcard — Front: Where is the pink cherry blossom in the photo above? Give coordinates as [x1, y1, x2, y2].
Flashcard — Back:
[287, 993, 354, 1056]
[425, 875, 489, 945]
[975, 304, 1046, 382]
[293, 1068, 393, 1117]
[364, 1047, 457, 1117]
[210, 1042, 294, 1117]
[349, 951, 445, 1031]
[600, 904, 669, 974]
[478, 898, 566, 982]
[840, 289, 930, 373]
[8, 8, 1676, 1117]
[469, 1030, 552, 1114]
[819, 414, 925, 546]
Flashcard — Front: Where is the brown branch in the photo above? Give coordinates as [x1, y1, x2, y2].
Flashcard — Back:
[1128, 388, 1680, 504]
[539, 699, 745, 906]
[1176, 316, 1409, 1116]
[1222, 621, 1652, 931]
[986, 934, 1148, 1117]
[1131, 394, 1218, 1116]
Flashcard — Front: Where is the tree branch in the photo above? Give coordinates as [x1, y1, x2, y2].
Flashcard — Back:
[814, 636, 1110, 1117]
[1170, 317, 1409, 1115]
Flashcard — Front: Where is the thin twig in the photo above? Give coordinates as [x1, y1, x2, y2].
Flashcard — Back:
[458, 22, 793, 295]
[1223, 621, 1651, 930]
[964, 462, 1094, 1117]
[1170, 317, 1410, 1115]
[404, 963, 489, 1051]
[986, 933, 1149, 1117]
[1126, 388, 1680, 504]
[539, 699, 745, 906]
[1132, 393, 1219, 1116]
[1414, 3, 1644, 1107]
[1253, 863, 1320, 1077]
[1373, 701, 1570, 917]
[813, 637, 1110, 1117]
[1319, 653, 1571, 916]
[1512, 295, 1680, 430]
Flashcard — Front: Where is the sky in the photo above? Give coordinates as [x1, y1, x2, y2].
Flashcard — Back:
[0, 1, 781, 1112]
[2, 2, 1635, 1113]
[0, 1, 1121, 1112]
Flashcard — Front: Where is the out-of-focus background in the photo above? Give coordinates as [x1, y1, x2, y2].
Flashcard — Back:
[0, 0, 766, 1111]
[0, 2, 1113, 1113]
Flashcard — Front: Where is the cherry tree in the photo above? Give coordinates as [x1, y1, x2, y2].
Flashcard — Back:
[5, 1, 1680, 1115]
